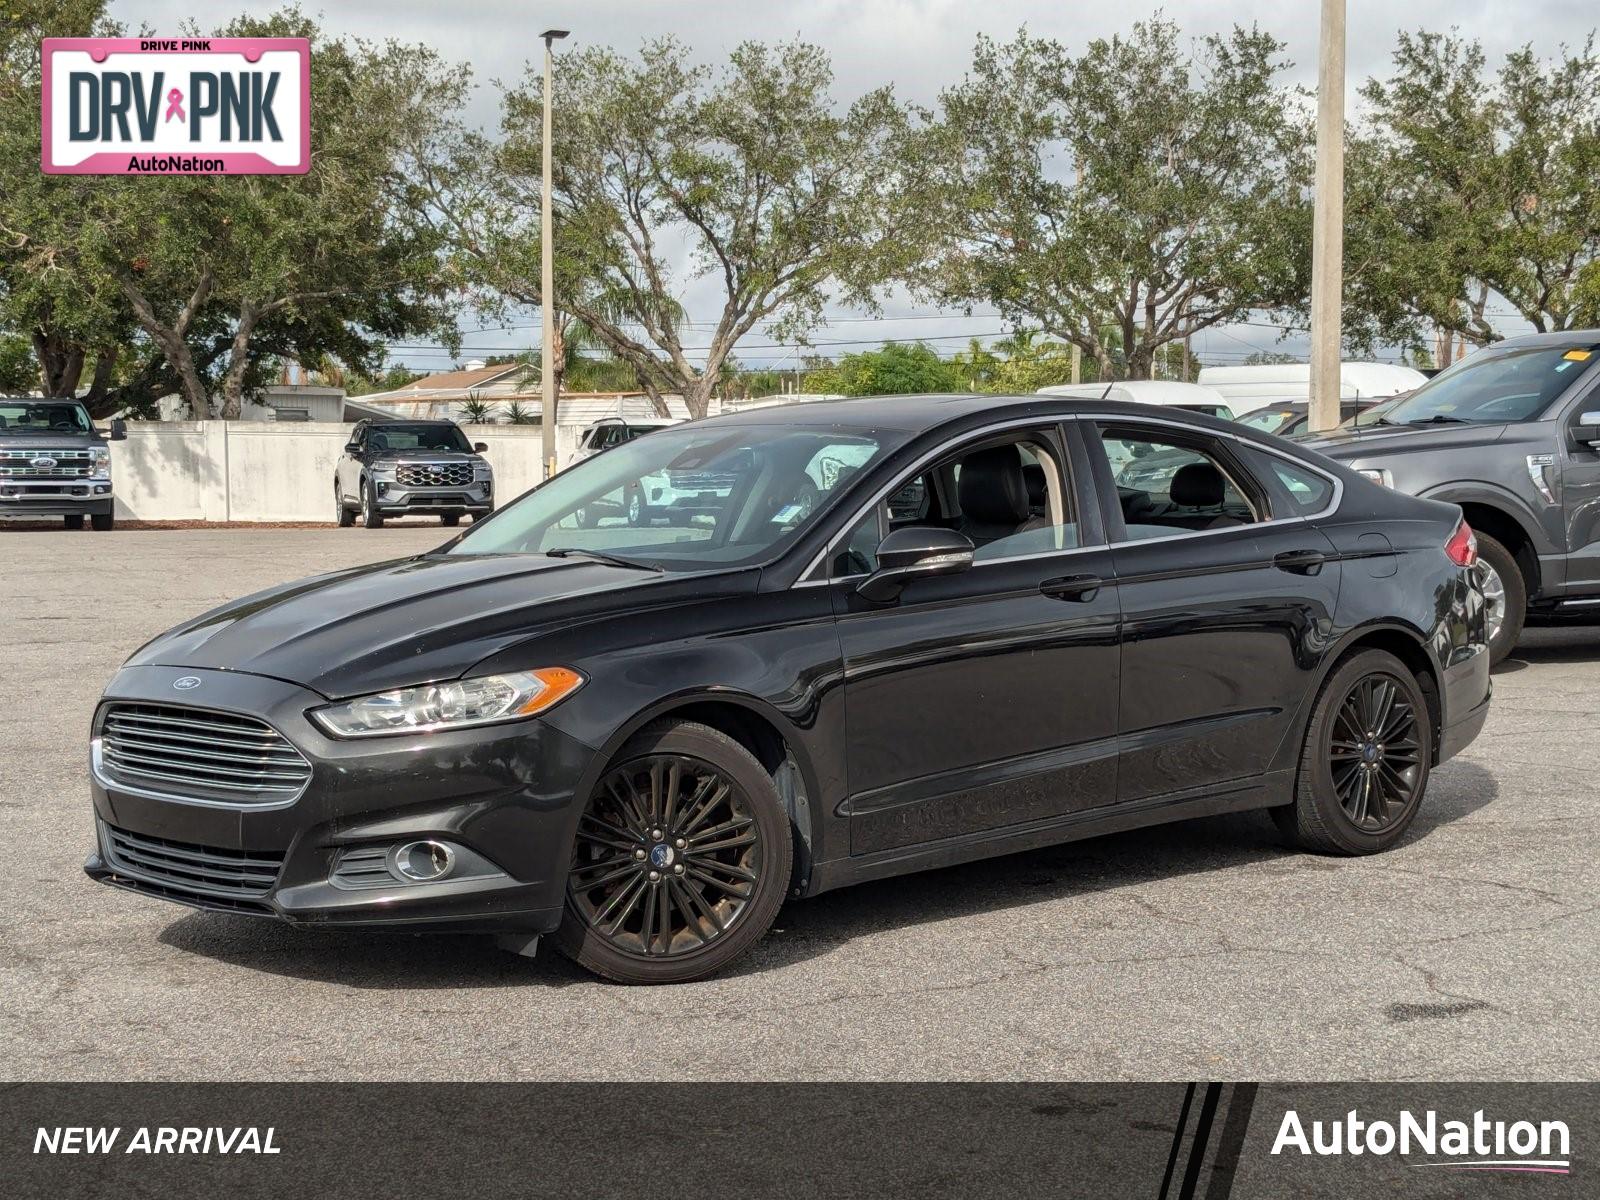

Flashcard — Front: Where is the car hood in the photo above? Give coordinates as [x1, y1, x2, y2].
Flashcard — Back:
[126, 553, 746, 699]
[369, 449, 481, 462]
[1299, 421, 1509, 461]
[0, 432, 104, 449]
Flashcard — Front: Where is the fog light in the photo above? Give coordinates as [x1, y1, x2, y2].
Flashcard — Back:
[392, 840, 455, 882]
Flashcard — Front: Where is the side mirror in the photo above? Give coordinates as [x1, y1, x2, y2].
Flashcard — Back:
[856, 527, 975, 603]
[1573, 412, 1600, 449]
[473, 442, 489, 453]
[343, 441, 361, 454]
[108, 417, 127, 441]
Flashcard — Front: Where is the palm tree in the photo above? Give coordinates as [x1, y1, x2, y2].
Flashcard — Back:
[502, 399, 537, 425]
[460, 391, 499, 423]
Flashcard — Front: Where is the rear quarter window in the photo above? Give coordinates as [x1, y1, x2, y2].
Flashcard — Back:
[1246, 450, 1334, 516]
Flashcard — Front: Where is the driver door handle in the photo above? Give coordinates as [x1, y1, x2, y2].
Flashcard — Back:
[1273, 549, 1327, 575]
[1040, 574, 1103, 602]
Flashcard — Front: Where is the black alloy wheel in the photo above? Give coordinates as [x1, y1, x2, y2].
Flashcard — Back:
[1328, 674, 1423, 831]
[1274, 648, 1432, 854]
[555, 720, 791, 984]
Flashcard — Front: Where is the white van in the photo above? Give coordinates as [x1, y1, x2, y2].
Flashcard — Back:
[1035, 379, 1244, 419]
[1197, 362, 1426, 413]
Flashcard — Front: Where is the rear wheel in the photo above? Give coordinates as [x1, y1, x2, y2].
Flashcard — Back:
[1273, 648, 1432, 855]
[555, 720, 792, 984]
[1472, 531, 1524, 666]
[62, 514, 84, 530]
[90, 512, 114, 531]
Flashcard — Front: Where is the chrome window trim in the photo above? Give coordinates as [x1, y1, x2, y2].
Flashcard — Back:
[793, 410, 1344, 585]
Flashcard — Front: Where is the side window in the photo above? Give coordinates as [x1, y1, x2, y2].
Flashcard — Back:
[1100, 426, 1260, 540]
[1260, 453, 1334, 515]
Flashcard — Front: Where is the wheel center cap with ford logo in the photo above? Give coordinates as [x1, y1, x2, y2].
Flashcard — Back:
[649, 843, 675, 869]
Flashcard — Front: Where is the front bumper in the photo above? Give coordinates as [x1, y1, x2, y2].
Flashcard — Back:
[371, 478, 492, 515]
[83, 665, 596, 933]
[0, 481, 113, 518]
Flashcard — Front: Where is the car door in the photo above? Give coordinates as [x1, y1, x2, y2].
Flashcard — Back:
[828, 421, 1122, 857]
[1084, 419, 1342, 805]
[1556, 371, 1600, 592]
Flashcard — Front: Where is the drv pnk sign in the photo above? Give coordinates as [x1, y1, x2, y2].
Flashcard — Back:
[42, 38, 309, 175]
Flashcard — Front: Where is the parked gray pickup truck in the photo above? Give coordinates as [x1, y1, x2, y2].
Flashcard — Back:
[0, 397, 125, 530]
[1303, 331, 1600, 663]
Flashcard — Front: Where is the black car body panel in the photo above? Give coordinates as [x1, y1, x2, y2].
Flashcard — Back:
[88, 395, 1490, 944]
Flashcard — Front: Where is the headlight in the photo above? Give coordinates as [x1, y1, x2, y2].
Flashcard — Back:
[310, 668, 583, 738]
[90, 447, 111, 480]
[472, 460, 492, 481]
[1355, 467, 1393, 488]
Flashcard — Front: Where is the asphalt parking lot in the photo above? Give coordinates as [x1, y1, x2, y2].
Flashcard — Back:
[3, 526, 1595, 1082]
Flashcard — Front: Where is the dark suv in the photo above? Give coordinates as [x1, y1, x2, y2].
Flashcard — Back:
[0, 397, 125, 530]
[1303, 331, 1600, 662]
[335, 418, 493, 528]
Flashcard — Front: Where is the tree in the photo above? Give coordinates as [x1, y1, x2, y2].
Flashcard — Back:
[423, 38, 912, 419]
[1347, 31, 1600, 356]
[910, 22, 1311, 381]
[803, 341, 965, 396]
[459, 394, 500, 423]
[1, 5, 458, 417]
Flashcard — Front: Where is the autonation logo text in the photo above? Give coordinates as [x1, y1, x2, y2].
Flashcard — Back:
[1272, 1108, 1571, 1175]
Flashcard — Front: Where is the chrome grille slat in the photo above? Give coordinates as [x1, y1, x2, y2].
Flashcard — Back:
[396, 460, 474, 488]
[103, 823, 284, 901]
[99, 702, 311, 805]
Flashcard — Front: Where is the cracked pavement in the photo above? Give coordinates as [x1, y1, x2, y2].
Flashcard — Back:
[2, 527, 1595, 1081]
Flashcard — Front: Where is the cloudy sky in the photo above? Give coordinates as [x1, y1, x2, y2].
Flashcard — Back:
[110, 0, 1588, 374]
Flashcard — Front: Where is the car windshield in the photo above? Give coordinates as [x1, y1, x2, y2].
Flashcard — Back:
[449, 422, 899, 571]
[369, 424, 471, 453]
[1383, 345, 1600, 425]
[0, 401, 91, 435]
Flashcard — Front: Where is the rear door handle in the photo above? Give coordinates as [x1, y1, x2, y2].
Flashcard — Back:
[1040, 573, 1103, 601]
[1273, 549, 1328, 575]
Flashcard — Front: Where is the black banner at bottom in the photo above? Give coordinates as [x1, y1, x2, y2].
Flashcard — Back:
[3, 1083, 1590, 1198]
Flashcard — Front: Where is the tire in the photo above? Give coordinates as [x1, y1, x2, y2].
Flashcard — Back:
[441, 512, 461, 527]
[361, 480, 384, 529]
[90, 512, 114, 531]
[576, 505, 599, 529]
[626, 487, 648, 527]
[554, 720, 793, 984]
[335, 484, 354, 528]
[1273, 648, 1433, 855]
[62, 514, 84, 530]
[1472, 531, 1525, 666]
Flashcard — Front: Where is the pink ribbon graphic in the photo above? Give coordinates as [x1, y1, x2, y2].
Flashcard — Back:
[164, 88, 185, 123]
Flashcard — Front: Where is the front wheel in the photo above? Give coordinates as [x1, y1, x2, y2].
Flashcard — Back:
[1472, 531, 1525, 666]
[1273, 648, 1432, 855]
[626, 487, 649, 527]
[63, 514, 84, 530]
[361, 480, 384, 529]
[90, 512, 114, 531]
[441, 512, 461, 527]
[335, 484, 354, 528]
[555, 720, 792, 984]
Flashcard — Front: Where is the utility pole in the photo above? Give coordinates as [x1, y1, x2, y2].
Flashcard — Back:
[1308, 0, 1345, 433]
[539, 29, 569, 478]
[1071, 344, 1081, 385]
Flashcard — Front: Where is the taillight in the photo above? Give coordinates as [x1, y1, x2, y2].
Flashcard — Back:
[1445, 520, 1478, 567]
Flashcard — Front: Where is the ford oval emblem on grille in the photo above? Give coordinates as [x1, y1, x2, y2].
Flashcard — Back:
[33, 456, 57, 470]
[172, 676, 202, 691]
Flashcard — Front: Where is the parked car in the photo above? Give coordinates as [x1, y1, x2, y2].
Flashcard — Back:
[571, 416, 681, 464]
[86, 395, 1490, 984]
[1236, 400, 1376, 438]
[334, 418, 493, 528]
[0, 397, 125, 530]
[1198, 362, 1426, 412]
[1303, 331, 1600, 664]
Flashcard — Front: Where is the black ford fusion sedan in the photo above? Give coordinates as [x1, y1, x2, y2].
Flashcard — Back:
[86, 396, 1491, 983]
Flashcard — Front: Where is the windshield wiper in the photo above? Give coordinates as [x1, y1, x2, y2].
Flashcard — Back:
[545, 547, 665, 572]
[1406, 414, 1468, 426]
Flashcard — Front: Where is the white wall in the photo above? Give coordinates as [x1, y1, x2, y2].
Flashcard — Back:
[111, 422, 551, 523]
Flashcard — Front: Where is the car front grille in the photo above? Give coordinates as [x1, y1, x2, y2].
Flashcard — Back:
[101, 822, 284, 908]
[396, 461, 473, 488]
[0, 448, 94, 478]
[99, 703, 311, 805]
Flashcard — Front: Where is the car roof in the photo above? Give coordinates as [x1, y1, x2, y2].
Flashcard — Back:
[690, 392, 1247, 435]
[1482, 330, 1600, 349]
[366, 417, 458, 426]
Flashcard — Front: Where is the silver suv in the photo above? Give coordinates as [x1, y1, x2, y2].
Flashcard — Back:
[335, 419, 493, 528]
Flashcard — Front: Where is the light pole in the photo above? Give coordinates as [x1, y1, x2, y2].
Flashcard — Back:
[539, 28, 568, 478]
[1308, 0, 1346, 433]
